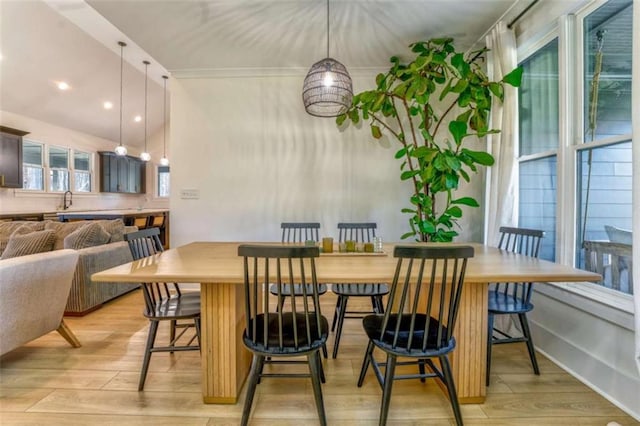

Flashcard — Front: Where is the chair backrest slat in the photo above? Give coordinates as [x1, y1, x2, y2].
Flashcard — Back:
[239, 245, 322, 352]
[337, 222, 377, 243]
[380, 245, 473, 352]
[494, 226, 544, 302]
[281, 222, 320, 243]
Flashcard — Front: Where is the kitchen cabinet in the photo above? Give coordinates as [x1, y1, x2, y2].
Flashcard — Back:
[0, 126, 28, 188]
[99, 152, 146, 194]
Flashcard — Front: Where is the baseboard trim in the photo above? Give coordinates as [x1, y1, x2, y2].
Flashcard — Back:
[531, 320, 640, 421]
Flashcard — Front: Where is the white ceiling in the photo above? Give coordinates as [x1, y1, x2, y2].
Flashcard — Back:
[0, 0, 530, 148]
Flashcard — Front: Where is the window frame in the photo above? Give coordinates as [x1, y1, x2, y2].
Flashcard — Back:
[73, 149, 93, 193]
[21, 139, 45, 192]
[515, 7, 634, 314]
[19, 140, 96, 195]
[157, 165, 170, 198]
[47, 145, 70, 193]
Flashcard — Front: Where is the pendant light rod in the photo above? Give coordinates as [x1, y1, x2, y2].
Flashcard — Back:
[160, 75, 169, 166]
[144, 61, 149, 151]
[115, 41, 128, 156]
[326, 0, 330, 58]
[140, 60, 151, 162]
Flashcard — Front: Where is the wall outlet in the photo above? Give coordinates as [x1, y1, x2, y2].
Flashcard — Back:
[180, 189, 200, 199]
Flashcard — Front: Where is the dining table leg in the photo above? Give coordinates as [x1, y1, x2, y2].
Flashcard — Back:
[200, 281, 253, 404]
[448, 281, 489, 404]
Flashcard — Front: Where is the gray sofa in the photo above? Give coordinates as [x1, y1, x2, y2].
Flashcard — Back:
[0, 249, 81, 355]
[0, 220, 138, 315]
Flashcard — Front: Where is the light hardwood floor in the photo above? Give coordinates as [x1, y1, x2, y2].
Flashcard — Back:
[1, 289, 637, 425]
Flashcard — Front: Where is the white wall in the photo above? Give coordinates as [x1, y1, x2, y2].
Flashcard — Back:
[0, 110, 169, 214]
[169, 72, 488, 247]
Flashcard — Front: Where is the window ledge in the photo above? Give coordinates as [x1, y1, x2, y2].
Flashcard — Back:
[13, 190, 99, 198]
[534, 281, 635, 331]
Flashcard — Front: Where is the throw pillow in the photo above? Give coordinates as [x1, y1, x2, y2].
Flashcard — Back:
[45, 221, 90, 250]
[63, 221, 111, 250]
[0, 229, 56, 259]
[0, 221, 46, 255]
[96, 219, 126, 242]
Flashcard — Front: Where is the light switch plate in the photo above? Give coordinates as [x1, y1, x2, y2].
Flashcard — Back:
[180, 189, 200, 199]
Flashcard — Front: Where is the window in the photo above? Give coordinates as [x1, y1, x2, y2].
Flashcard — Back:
[516, 0, 634, 297]
[158, 165, 170, 197]
[49, 146, 69, 192]
[518, 38, 559, 262]
[22, 141, 44, 191]
[577, 0, 633, 294]
[74, 150, 91, 192]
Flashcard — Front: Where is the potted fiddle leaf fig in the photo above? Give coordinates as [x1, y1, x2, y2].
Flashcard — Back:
[337, 38, 522, 242]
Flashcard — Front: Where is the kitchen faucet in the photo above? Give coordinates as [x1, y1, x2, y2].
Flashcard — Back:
[63, 190, 73, 210]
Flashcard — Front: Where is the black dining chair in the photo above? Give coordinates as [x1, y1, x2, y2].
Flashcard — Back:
[486, 226, 544, 386]
[330, 222, 389, 358]
[269, 222, 328, 310]
[358, 245, 474, 426]
[125, 228, 200, 343]
[238, 244, 328, 426]
[124, 228, 201, 390]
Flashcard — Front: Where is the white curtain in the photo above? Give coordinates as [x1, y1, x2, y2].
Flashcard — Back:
[632, 0, 639, 375]
[484, 21, 519, 246]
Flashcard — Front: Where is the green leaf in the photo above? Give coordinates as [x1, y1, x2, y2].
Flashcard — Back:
[411, 146, 437, 160]
[348, 109, 360, 124]
[445, 173, 459, 189]
[371, 125, 382, 139]
[459, 169, 470, 182]
[372, 93, 386, 112]
[395, 147, 407, 159]
[448, 120, 467, 146]
[400, 231, 416, 240]
[444, 155, 461, 171]
[488, 82, 504, 101]
[452, 197, 479, 207]
[375, 73, 386, 87]
[420, 220, 437, 234]
[461, 148, 495, 166]
[450, 79, 469, 94]
[446, 206, 463, 218]
[456, 110, 472, 124]
[451, 53, 470, 77]
[502, 66, 523, 87]
[401, 208, 416, 214]
[433, 155, 447, 171]
[400, 170, 418, 181]
[336, 114, 347, 126]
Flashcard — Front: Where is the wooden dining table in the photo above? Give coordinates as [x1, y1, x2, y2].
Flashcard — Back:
[92, 241, 601, 405]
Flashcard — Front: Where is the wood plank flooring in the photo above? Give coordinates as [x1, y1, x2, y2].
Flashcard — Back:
[1, 289, 637, 425]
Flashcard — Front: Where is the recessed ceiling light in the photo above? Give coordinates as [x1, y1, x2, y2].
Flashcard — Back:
[57, 81, 70, 90]
[103, 101, 113, 110]
[134, 115, 142, 122]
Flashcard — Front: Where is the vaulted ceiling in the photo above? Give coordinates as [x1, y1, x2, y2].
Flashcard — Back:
[1, 0, 536, 147]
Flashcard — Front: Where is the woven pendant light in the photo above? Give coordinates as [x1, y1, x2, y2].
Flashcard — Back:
[302, 0, 352, 117]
